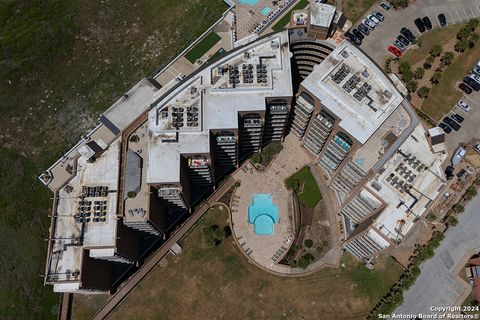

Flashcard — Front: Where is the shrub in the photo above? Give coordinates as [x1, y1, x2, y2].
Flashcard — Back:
[430, 72, 442, 85]
[129, 134, 139, 143]
[304, 239, 313, 248]
[201, 225, 226, 247]
[385, 58, 392, 74]
[251, 153, 262, 164]
[453, 204, 465, 213]
[446, 215, 459, 226]
[405, 80, 418, 93]
[285, 177, 300, 192]
[455, 39, 469, 52]
[469, 32, 480, 47]
[293, 253, 315, 269]
[417, 86, 430, 98]
[429, 45, 443, 57]
[426, 213, 437, 221]
[127, 191, 136, 198]
[398, 61, 413, 81]
[413, 67, 425, 79]
[389, 0, 409, 9]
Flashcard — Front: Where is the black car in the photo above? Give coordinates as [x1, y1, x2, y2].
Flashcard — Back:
[459, 82, 473, 94]
[352, 28, 364, 40]
[400, 27, 416, 42]
[346, 32, 362, 45]
[414, 18, 426, 32]
[439, 122, 452, 134]
[451, 113, 464, 123]
[397, 34, 410, 46]
[422, 16, 432, 30]
[443, 116, 461, 131]
[438, 13, 447, 26]
[358, 23, 370, 35]
[463, 77, 480, 91]
[445, 165, 454, 179]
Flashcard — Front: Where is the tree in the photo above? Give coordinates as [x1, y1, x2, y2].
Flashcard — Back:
[414, 67, 425, 79]
[429, 45, 443, 57]
[469, 32, 480, 47]
[250, 153, 262, 164]
[455, 39, 469, 52]
[304, 239, 313, 248]
[285, 177, 300, 192]
[467, 18, 479, 31]
[426, 213, 437, 221]
[453, 204, 465, 213]
[293, 253, 315, 269]
[426, 55, 435, 65]
[446, 215, 459, 226]
[398, 61, 413, 81]
[385, 58, 392, 74]
[406, 80, 418, 93]
[430, 72, 442, 85]
[201, 225, 226, 247]
[389, 0, 409, 9]
[417, 86, 430, 98]
[440, 51, 455, 66]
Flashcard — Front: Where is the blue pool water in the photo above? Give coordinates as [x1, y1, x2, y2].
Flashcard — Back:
[261, 6, 272, 16]
[248, 194, 279, 235]
[239, 0, 259, 5]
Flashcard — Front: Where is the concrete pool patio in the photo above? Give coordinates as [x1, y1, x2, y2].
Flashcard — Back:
[230, 134, 311, 273]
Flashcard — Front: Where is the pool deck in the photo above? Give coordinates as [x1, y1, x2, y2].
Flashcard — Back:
[230, 134, 311, 273]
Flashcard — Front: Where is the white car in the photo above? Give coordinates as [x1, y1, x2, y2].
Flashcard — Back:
[368, 14, 380, 25]
[457, 100, 471, 112]
[362, 18, 376, 30]
[474, 144, 480, 153]
[452, 146, 466, 166]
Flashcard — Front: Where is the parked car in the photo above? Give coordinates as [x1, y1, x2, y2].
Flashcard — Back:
[459, 83, 473, 94]
[443, 116, 461, 131]
[469, 73, 480, 84]
[451, 113, 464, 123]
[373, 12, 385, 22]
[358, 23, 370, 35]
[400, 27, 416, 42]
[439, 122, 452, 134]
[393, 39, 407, 51]
[452, 146, 466, 166]
[346, 32, 362, 45]
[368, 14, 380, 25]
[414, 18, 426, 32]
[380, 2, 391, 10]
[388, 45, 402, 57]
[438, 13, 447, 26]
[422, 16, 432, 30]
[474, 144, 480, 154]
[463, 76, 480, 91]
[352, 28, 364, 40]
[473, 65, 480, 76]
[445, 165, 454, 179]
[457, 100, 471, 112]
[363, 18, 376, 30]
[397, 34, 410, 46]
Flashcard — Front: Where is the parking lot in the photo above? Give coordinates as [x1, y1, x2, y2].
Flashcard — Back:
[356, 0, 480, 64]
[444, 85, 480, 153]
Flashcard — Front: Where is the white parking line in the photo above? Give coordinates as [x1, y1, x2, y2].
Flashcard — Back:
[469, 7, 476, 19]
[463, 94, 478, 106]
[463, 8, 469, 20]
[456, 9, 462, 22]
[448, 10, 456, 24]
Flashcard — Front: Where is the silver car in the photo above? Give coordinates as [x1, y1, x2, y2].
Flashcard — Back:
[362, 18, 376, 30]
[367, 14, 380, 25]
[393, 40, 407, 51]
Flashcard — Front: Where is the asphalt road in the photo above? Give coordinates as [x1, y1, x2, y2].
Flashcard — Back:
[395, 191, 480, 317]
[357, 0, 480, 64]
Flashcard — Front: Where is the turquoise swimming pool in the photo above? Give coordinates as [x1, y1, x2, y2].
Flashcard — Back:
[261, 6, 272, 16]
[248, 194, 279, 235]
[239, 0, 259, 5]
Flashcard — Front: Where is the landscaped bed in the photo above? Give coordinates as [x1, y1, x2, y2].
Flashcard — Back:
[185, 32, 222, 63]
[285, 165, 322, 208]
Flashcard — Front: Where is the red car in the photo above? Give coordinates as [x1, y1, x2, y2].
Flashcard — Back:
[388, 45, 402, 57]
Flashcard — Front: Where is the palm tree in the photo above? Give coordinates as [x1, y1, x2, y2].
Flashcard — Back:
[440, 51, 455, 66]
[455, 39, 469, 52]
[430, 72, 442, 85]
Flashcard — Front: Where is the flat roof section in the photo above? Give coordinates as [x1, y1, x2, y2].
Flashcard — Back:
[146, 32, 293, 184]
[301, 41, 403, 144]
[47, 138, 121, 285]
[310, 2, 336, 28]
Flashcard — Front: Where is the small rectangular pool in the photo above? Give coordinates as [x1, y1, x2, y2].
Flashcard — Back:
[261, 7, 272, 16]
[239, 0, 259, 5]
[248, 194, 279, 235]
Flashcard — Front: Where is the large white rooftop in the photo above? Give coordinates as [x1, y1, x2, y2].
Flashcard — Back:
[146, 32, 293, 185]
[302, 41, 403, 144]
[310, 2, 336, 28]
[48, 139, 121, 286]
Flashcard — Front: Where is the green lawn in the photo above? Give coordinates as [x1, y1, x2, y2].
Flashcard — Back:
[342, 0, 376, 23]
[420, 27, 480, 120]
[206, 47, 226, 64]
[290, 166, 322, 208]
[0, 1, 227, 319]
[185, 32, 221, 63]
[271, 0, 310, 32]
[402, 23, 465, 66]
[96, 206, 404, 320]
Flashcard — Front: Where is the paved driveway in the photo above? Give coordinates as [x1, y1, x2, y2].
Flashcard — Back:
[357, 0, 480, 64]
[394, 190, 480, 317]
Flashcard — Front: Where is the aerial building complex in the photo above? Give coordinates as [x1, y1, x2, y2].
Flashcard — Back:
[39, 2, 446, 293]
